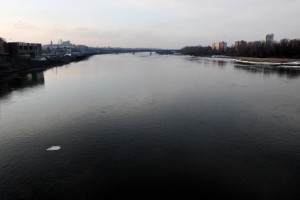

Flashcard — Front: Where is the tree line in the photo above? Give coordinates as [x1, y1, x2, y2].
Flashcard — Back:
[181, 39, 300, 58]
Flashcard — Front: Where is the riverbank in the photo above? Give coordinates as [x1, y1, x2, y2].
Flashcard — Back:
[208, 55, 300, 68]
[0, 54, 94, 80]
[231, 57, 300, 63]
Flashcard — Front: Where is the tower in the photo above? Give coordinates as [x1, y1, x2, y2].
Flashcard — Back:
[266, 34, 274, 46]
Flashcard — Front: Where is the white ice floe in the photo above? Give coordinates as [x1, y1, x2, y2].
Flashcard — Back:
[235, 60, 300, 67]
[235, 60, 281, 66]
[286, 61, 300, 65]
[279, 65, 300, 68]
[46, 146, 61, 151]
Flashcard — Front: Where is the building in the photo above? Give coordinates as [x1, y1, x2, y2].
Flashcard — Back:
[8, 42, 42, 59]
[42, 40, 92, 56]
[43, 40, 75, 55]
[219, 42, 227, 50]
[235, 40, 247, 50]
[0, 37, 9, 55]
[61, 40, 71, 46]
[212, 41, 227, 51]
[266, 34, 274, 46]
[212, 42, 219, 50]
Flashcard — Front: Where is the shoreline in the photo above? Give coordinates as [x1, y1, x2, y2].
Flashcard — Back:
[0, 54, 95, 81]
[208, 55, 300, 68]
[230, 57, 300, 63]
[1, 54, 300, 82]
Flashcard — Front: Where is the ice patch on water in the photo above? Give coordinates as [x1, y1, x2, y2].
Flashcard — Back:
[235, 60, 281, 66]
[280, 65, 300, 68]
[286, 61, 300, 65]
[46, 146, 61, 151]
[235, 60, 300, 67]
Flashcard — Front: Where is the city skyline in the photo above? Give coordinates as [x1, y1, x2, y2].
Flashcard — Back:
[0, 0, 300, 48]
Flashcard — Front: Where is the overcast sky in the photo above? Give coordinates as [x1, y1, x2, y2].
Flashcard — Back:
[0, 0, 299, 48]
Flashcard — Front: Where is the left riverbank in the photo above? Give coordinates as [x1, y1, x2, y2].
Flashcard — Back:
[0, 54, 95, 81]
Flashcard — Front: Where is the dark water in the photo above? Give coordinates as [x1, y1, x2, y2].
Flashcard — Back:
[0, 54, 300, 199]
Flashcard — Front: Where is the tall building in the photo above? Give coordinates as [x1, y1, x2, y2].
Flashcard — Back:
[266, 34, 274, 46]
[0, 37, 9, 55]
[212, 42, 219, 50]
[219, 41, 227, 50]
[235, 40, 247, 50]
[235, 40, 247, 47]
[212, 41, 227, 51]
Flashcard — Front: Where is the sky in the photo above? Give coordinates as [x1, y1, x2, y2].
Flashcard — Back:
[0, 0, 300, 48]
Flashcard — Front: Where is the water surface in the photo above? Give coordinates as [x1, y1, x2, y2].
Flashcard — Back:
[1, 54, 300, 199]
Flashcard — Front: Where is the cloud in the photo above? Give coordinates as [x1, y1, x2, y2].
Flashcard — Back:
[0, 0, 300, 48]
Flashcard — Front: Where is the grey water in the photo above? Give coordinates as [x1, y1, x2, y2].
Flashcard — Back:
[0, 54, 300, 199]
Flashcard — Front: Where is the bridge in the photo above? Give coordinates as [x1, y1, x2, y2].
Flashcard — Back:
[96, 47, 180, 55]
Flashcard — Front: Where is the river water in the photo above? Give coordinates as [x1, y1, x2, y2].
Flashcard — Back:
[0, 53, 300, 199]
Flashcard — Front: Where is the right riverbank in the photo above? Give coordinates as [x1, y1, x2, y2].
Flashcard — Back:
[230, 57, 300, 63]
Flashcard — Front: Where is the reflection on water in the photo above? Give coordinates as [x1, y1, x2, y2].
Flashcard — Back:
[0, 71, 45, 98]
[0, 54, 300, 199]
[185, 57, 229, 68]
[211, 60, 226, 67]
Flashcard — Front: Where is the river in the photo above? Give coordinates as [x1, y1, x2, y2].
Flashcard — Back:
[1, 53, 300, 199]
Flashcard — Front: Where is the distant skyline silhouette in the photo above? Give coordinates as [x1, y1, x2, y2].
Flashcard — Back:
[0, 0, 299, 48]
